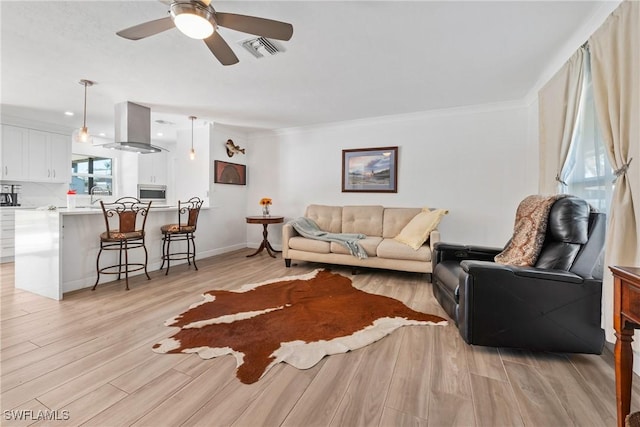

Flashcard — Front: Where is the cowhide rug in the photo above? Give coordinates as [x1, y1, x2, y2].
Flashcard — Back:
[153, 269, 447, 384]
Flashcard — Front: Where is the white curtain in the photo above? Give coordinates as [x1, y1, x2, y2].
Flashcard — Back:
[589, 0, 640, 342]
[538, 47, 585, 194]
[560, 47, 615, 213]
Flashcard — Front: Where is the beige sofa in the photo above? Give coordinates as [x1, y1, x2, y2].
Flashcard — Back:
[282, 205, 441, 274]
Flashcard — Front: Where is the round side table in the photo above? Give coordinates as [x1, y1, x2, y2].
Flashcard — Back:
[245, 216, 284, 258]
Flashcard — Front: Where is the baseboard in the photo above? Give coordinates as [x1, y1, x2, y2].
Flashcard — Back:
[63, 244, 250, 295]
[198, 244, 248, 259]
[247, 241, 282, 251]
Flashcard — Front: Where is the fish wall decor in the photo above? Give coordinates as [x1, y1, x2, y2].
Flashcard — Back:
[225, 139, 245, 157]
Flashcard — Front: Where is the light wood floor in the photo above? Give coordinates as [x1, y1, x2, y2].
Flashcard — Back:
[1, 250, 639, 426]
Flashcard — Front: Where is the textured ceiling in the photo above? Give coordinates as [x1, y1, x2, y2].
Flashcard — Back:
[0, 1, 610, 141]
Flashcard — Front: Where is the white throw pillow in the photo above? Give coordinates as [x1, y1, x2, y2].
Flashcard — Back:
[394, 208, 448, 250]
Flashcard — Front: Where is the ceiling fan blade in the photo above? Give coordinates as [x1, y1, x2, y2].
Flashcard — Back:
[204, 32, 239, 66]
[116, 16, 174, 40]
[216, 13, 293, 41]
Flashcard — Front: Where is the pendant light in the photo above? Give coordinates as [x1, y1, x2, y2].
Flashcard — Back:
[189, 116, 196, 160]
[75, 79, 95, 143]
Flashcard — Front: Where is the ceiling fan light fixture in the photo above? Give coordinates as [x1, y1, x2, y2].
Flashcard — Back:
[171, 1, 214, 40]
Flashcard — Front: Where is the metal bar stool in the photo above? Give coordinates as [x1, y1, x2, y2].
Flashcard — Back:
[160, 197, 203, 275]
[93, 197, 151, 291]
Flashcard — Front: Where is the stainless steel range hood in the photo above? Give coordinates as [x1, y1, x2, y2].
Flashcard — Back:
[102, 102, 163, 154]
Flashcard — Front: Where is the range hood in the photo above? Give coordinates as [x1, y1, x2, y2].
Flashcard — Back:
[102, 102, 163, 154]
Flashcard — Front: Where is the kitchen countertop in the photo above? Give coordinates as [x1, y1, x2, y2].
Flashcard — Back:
[14, 205, 207, 300]
[3, 205, 205, 214]
[1, 204, 182, 211]
[2, 205, 180, 213]
[55, 205, 180, 215]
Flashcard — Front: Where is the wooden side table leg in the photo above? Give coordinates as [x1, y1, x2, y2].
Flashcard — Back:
[246, 241, 266, 257]
[261, 224, 277, 258]
[616, 327, 634, 427]
[265, 239, 281, 255]
[247, 224, 270, 257]
[245, 217, 284, 259]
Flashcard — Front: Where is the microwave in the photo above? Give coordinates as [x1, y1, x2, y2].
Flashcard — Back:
[138, 184, 167, 203]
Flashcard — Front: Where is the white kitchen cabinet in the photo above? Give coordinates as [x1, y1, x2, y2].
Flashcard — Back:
[0, 125, 28, 180]
[1, 208, 15, 262]
[49, 133, 71, 183]
[27, 130, 49, 181]
[0, 125, 70, 184]
[138, 151, 167, 185]
[27, 130, 71, 183]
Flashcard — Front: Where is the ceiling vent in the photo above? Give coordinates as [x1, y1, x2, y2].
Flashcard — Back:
[241, 37, 280, 58]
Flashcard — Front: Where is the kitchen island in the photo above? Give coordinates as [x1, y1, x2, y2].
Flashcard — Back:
[15, 206, 200, 300]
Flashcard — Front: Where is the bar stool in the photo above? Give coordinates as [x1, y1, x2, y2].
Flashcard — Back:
[93, 197, 151, 291]
[160, 197, 203, 275]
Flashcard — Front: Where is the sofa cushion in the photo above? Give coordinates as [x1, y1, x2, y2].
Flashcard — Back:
[330, 236, 382, 257]
[382, 208, 422, 238]
[305, 205, 343, 233]
[288, 236, 331, 254]
[342, 205, 384, 236]
[394, 208, 448, 250]
[377, 238, 432, 262]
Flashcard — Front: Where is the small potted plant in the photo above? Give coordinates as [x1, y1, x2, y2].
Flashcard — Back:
[259, 198, 272, 216]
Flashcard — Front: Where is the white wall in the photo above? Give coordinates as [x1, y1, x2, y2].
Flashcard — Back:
[207, 123, 250, 253]
[247, 101, 538, 249]
[174, 125, 211, 205]
[170, 122, 252, 258]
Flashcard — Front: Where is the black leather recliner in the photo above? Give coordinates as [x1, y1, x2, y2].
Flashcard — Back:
[432, 196, 606, 354]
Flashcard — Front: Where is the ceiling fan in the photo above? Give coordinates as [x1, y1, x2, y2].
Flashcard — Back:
[116, 0, 293, 66]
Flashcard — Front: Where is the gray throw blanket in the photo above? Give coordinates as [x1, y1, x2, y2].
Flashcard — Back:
[289, 217, 368, 259]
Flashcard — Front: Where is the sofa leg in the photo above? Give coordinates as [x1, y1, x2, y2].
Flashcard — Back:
[285, 258, 291, 268]
[352, 267, 359, 275]
[425, 273, 432, 283]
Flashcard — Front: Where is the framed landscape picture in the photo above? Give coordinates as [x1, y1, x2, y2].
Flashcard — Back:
[214, 160, 246, 185]
[342, 146, 398, 193]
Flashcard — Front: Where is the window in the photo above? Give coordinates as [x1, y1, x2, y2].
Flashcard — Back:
[70, 155, 113, 195]
[561, 49, 614, 213]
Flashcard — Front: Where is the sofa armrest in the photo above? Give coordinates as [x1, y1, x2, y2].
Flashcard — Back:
[429, 229, 441, 252]
[282, 223, 299, 259]
[433, 242, 502, 265]
[461, 261, 585, 284]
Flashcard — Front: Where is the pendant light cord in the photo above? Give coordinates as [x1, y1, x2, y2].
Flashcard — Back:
[189, 116, 197, 160]
[82, 81, 88, 128]
[77, 79, 94, 142]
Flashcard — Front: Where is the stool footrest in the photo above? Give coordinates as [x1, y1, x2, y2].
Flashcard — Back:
[162, 252, 195, 261]
[98, 263, 147, 275]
